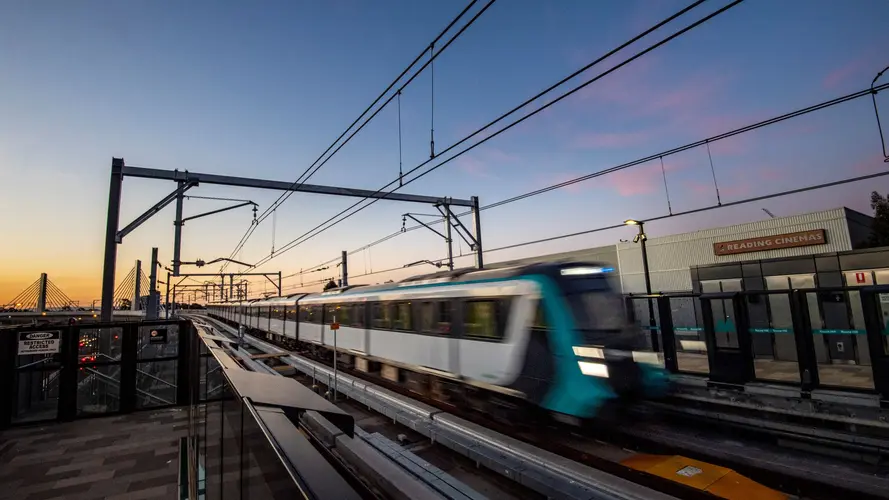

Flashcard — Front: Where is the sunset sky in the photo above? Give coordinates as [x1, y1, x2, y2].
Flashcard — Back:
[1, 0, 888, 304]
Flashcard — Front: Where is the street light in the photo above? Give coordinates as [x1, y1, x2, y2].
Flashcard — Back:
[625, 219, 659, 351]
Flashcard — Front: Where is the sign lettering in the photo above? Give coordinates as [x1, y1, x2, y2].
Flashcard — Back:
[149, 328, 168, 345]
[713, 229, 826, 256]
[18, 331, 61, 355]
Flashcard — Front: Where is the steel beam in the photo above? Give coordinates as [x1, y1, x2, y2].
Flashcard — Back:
[173, 181, 185, 276]
[181, 201, 255, 223]
[471, 196, 484, 269]
[100, 159, 125, 322]
[116, 182, 196, 243]
[120, 165, 474, 206]
[341, 251, 348, 287]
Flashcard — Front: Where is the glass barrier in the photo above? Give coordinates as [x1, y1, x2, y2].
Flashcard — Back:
[12, 368, 60, 423]
[806, 291, 874, 390]
[751, 292, 800, 384]
[668, 296, 709, 374]
[192, 349, 305, 500]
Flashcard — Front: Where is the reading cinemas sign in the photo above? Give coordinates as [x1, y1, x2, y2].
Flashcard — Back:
[713, 229, 827, 256]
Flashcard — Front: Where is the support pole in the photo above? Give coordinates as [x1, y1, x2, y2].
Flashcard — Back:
[36, 273, 48, 313]
[639, 223, 659, 351]
[229, 274, 234, 302]
[471, 196, 484, 269]
[172, 181, 185, 276]
[278, 272, 282, 297]
[148, 248, 159, 319]
[100, 158, 125, 322]
[165, 271, 171, 319]
[341, 251, 349, 287]
[445, 208, 454, 271]
[132, 260, 142, 311]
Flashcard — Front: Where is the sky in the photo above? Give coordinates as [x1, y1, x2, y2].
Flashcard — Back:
[1, 0, 889, 304]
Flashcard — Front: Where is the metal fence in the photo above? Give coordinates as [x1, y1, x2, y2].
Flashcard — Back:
[0, 319, 193, 429]
[626, 285, 889, 401]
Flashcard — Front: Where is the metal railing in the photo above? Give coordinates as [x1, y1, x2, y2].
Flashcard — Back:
[0, 319, 192, 428]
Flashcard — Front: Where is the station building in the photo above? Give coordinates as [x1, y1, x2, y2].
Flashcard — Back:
[500, 206, 877, 294]
[500, 207, 885, 383]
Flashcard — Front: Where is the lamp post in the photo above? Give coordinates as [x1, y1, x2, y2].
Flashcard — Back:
[625, 219, 659, 351]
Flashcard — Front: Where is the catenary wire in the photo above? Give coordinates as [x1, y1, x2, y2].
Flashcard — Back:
[241, 0, 742, 273]
[219, 0, 492, 272]
[322, 80, 889, 267]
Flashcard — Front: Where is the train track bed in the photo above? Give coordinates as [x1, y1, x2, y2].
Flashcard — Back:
[201, 314, 889, 499]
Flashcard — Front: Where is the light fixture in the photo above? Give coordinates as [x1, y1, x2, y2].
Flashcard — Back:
[624, 219, 640, 226]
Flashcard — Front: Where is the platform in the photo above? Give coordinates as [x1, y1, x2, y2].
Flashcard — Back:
[0, 407, 187, 500]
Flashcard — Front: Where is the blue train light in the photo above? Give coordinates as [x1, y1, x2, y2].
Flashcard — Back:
[560, 266, 614, 276]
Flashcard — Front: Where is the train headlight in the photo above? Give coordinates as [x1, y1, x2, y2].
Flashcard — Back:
[631, 351, 663, 366]
[578, 361, 609, 378]
[572, 346, 604, 359]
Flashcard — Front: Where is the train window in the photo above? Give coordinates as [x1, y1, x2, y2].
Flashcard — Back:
[372, 303, 391, 329]
[311, 305, 323, 324]
[464, 300, 502, 340]
[299, 306, 309, 322]
[419, 302, 435, 332]
[393, 302, 412, 331]
[285, 307, 295, 322]
[437, 302, 452, 333]
[419, 302, 451, 334]
[352, 303, 365, 327]
[273, 308, 285, 321]
[329, 304, 350, 325]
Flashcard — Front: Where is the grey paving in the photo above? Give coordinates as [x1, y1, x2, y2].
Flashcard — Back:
[0, 407, 188, 500]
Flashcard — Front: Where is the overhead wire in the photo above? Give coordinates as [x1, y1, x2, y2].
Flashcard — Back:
[240, 0, 742, 274]
[327, 79, 889, 265]
[219, 0, 492, 272]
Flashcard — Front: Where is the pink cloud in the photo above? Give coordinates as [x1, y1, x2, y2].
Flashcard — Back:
[758, 168, 785, 181]
[607, 167, 660, 196]
[823, 58, 871, 89]
[456, 147, 519, 180]
[571, 131, 649, 149]
[457, 157, 496, 179]
[605, 160, 689, 196]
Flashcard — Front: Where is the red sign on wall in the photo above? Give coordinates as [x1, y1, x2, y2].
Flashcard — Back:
[855, 272, 866, 284]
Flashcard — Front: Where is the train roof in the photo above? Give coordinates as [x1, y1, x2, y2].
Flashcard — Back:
[213, 261, 613, 306]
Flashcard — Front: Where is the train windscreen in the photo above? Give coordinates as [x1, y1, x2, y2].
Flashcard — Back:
[559, 268, 635, 344]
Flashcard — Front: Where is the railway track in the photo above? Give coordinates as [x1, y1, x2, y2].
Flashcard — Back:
[199, 314, 889, 499]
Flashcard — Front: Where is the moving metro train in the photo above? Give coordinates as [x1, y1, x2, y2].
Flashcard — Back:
[207, 262, 669, 421]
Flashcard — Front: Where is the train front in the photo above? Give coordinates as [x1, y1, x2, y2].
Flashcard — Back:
[546, 263, 670, 419]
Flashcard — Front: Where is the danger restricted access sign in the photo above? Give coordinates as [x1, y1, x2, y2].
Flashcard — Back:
[18, 331, 61, 355]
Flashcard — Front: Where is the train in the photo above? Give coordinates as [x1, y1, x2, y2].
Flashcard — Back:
[206, 261, 670, 422]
